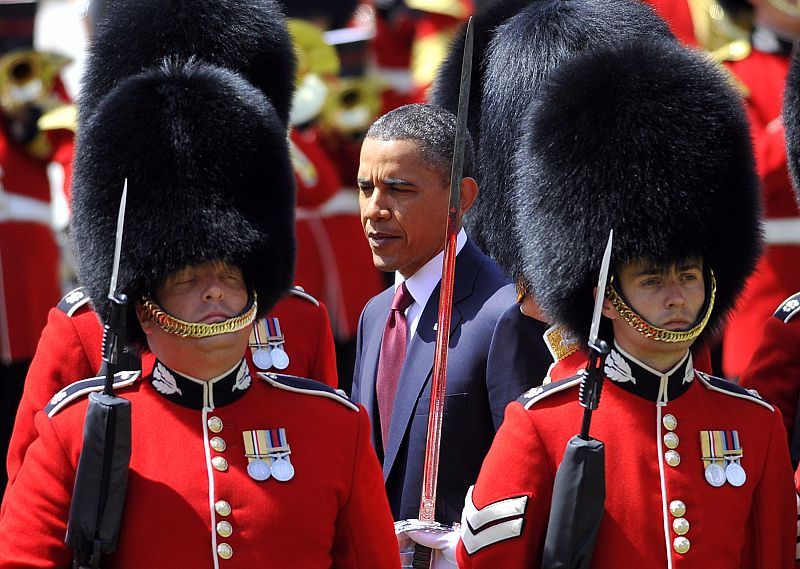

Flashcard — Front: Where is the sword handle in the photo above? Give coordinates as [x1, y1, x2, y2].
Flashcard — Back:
[411, 543, 433, 569]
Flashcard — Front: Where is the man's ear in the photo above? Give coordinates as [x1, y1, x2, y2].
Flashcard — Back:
[135, 302, 156, 336]
[595, 286, 617, 320]
[459, 177, 478, 216]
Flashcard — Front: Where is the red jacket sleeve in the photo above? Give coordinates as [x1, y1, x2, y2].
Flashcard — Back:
[309, 301, 339, 389]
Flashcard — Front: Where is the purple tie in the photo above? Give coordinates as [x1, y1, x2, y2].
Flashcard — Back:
[376, 283, 415, 449]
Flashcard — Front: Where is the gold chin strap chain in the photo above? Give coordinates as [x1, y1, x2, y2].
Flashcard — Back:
[141, 292, 258, 338]
[605, 271, 716, 343]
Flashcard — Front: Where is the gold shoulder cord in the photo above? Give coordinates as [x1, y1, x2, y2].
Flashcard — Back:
[605, 272, 716, 343]
[141, 292, 258, 338]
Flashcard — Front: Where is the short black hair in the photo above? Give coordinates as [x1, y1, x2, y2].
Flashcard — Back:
[365, 103, 475, 183]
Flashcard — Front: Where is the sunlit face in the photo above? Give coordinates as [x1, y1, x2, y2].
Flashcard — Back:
[602, 258, 706, 367]
[357, 137, 476, 278]
[137, 261, 251, 370]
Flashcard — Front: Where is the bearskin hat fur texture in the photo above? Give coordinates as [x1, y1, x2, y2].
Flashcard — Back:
[71, 60, 295, 346]
[475, 0, 673, 279]
[278, 0, 358, 29]
[783, 46, 800, 203]
[514, 38, 761, 346]
[80, 0, 295, 128]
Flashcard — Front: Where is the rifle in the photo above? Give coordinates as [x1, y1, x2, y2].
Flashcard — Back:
[66, 181, 132, 569]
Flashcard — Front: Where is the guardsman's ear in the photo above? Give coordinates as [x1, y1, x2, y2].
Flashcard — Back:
[597, 287, 618, 321]
[136, 301, 156, 336]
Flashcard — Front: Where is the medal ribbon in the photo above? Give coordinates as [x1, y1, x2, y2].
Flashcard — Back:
[722, 430, 743, 462]
[700, 430, 725, 468]
[243, 430, 271, 465]
[266, 428, 291, 463]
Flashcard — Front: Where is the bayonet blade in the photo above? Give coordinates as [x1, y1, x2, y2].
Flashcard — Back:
[108, 179, 127, 299]
[589, 229, 613, 347]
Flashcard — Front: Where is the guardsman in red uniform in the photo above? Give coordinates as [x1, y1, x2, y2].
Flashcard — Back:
[457, 37, 796, 568]
[0, 0, 399, 566]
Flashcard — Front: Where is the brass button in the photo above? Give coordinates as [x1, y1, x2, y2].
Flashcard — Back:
[217, 521, 233, 538]
[672, 517, 690, 536]
[210, 437, 227, 452]
[208, 416, 223, 433]
[662, 414, 677, 431]
[212, 456, 229, 472]
[669, 500, 686, 517]
[664, 450, 681, 467]
[214, 500, 232, 517]
[663, 432, 679, 450]
[673, 536, 690, 554]
[217, 543, 233, 560]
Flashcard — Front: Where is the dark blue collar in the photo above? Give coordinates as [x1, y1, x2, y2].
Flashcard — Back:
[148, 359, 251, 409]
[604, 345, 694, 404]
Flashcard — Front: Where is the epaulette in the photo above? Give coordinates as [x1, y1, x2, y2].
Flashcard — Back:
[46, 371, 140, 417]
[695, 371, 774, 412]
[289, 286, 319, 306]
[57, 287, 92, 317]
[517, 376, 582, 410]
[259, 372, 358, 411]
[773, 292, 800, 324]
[543, 325, 579, 362]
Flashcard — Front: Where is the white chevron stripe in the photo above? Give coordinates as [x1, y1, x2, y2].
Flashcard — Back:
[460, 486, 527, 554]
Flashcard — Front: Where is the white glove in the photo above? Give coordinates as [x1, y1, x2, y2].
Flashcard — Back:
[395, 519, 459, 569]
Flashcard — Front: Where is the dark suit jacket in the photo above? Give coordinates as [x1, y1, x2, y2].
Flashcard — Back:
[352, 239, 518, 523]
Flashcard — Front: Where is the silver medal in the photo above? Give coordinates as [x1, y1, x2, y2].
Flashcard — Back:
[725, 461, 746, 487]
[704, 462, 726, 487]
[270, 346, 290, 370]
[247, 459, 271, 481]
[271, 457, 295, 482]
[253, 348, 272, 370]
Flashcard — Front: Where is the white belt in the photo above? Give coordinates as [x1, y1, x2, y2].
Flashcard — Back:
[296, 188, 361, 220]
[763, 217, 800, 245]
[0, 192, 52, 225]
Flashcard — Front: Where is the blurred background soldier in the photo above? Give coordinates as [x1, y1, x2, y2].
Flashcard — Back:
[0, 0, 73, 501]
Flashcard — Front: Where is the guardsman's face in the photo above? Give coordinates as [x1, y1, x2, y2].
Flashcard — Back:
[156, 262, 249, 323]
[602, 258, 706, 365]
[357, 137, 452, 279]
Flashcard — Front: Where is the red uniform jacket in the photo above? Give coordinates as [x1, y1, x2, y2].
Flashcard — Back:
[740, 292, 800, 449]
[458, 346, 796, 568]
[4, 287, 338, 494]
[0, 358, 400, 568]
[722, 50, 800, 377]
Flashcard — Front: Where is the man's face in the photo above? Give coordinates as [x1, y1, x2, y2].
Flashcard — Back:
[603, 258, 706, 365]
[357, 138, 451, 279]
[137, 261, 251, 367]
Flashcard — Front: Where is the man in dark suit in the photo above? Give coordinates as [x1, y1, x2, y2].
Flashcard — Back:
[352, 103, 517, 525]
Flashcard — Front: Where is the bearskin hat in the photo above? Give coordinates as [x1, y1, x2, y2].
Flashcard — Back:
[514, 38, 761, 346]
[71, 60, 295, 347]
[431, 0, 673, 276]
[783, 46, 800, 201]
[80, 0, 295, 127]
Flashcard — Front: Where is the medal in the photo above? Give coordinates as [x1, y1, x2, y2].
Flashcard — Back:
[725, 461, 746, 487]
[253, 348, 272, 370]
[247, 459, 271, 481]
[704, 462, 726, 487]
[270, 346, 290, 370]
[271, 457, 295, 481]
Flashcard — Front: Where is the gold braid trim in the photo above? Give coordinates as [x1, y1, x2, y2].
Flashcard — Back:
[141, 292, 258, 338]
[605, 272, 716, 343]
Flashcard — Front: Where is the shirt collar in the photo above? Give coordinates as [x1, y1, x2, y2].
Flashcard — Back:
[148, 358, 252, 409]
[604, 342, 694, 404]
[394, 228, 467, 308]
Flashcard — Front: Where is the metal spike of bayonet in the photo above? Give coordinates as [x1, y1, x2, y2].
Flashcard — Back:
[108, 179, 128, 299]
[589, 230, 614, 349]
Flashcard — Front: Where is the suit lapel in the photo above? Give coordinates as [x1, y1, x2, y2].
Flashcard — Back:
[382, 240, 482, 478]
[360, 290, 393, 450]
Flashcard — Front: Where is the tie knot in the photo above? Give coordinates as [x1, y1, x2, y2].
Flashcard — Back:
[391, 283, 414, 312]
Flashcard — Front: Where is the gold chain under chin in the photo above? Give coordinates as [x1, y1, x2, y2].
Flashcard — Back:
[141, 292, 258, 338]
[605, 272, 716, 343]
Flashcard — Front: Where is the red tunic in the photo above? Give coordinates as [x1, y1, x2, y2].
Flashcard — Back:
[0, 359, 400, 568]
[4, 287, 338, 495]
[740, 292, 800, 447]
[458, 348, 796, 568]
[722, 50, 800, 378]
[0, 125, 72, 363]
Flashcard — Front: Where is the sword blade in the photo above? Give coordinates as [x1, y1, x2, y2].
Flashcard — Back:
[108, 179, 128, 299]
[588, 229, 613, 348]
[419, 16, 474, 524]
